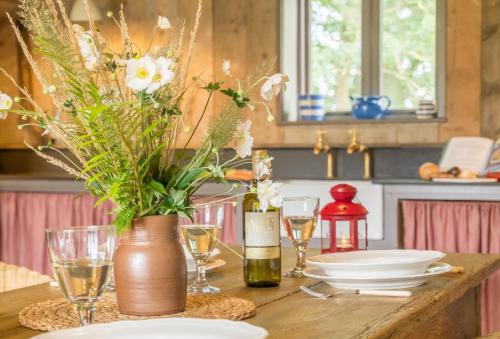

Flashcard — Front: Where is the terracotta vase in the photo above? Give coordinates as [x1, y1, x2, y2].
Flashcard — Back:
[114, 215, 187, 315]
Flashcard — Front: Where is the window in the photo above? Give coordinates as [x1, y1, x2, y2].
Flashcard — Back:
[281, 0, 445, 122]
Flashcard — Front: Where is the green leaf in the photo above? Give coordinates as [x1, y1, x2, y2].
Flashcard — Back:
[203, 82, 222, 92]
[177, 168, 204, 190]
[148, 180, 167, 195]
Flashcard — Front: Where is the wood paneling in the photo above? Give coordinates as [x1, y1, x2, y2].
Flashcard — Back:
[211, 0, 483, 148]
[481, 0, 500, 140]
[0, 0, 485, 149]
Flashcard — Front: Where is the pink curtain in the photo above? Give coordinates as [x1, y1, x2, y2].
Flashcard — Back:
[0, 192, 115, 275]
[401, 200, 500, 335]
[0, 192, 237, 277]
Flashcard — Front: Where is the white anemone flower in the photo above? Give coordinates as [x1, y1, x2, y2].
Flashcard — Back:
[0, 93, 12, 119]
[157, 16, 171, 30]
[222, 59, 231, 76]
[260, 73, 289, 101]
[257, 179, 283, 212]
[73, 24, 99, 71]
[256, 156, 273, 180]
[125, 56, 157, 91]
[146, 57, 175, 94]
[233, 119, 253, 158]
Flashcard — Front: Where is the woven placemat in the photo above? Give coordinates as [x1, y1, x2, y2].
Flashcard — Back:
[19, 293, 256, 331]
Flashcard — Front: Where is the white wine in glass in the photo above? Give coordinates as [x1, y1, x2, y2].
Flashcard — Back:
[52, 259, 113, 303]
[180, 203, 225, 294]
[46, 226, 116, 326]
[281, 197, 320, 278]
[283, 216, 317, 245]
[181, 225, 221, 259]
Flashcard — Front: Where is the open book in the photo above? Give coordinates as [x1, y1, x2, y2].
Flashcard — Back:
[439, 137, 500, 176]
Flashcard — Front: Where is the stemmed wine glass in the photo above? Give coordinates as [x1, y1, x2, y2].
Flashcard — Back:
[180, 203, 225, 294]
[281, 197, 320, 278]
[46, 225, 116, 326]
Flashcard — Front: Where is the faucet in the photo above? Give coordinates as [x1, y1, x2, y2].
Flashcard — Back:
[346, 129, 372, 179]
[313, 130, 334, 179]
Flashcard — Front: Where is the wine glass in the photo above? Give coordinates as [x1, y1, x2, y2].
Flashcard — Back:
[180, 203, 225, 294]
[46, 225, 116, 326]
[281, 197, 320, 278]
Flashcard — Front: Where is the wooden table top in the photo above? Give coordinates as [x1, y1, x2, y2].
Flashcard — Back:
[0, 248, 499, 338]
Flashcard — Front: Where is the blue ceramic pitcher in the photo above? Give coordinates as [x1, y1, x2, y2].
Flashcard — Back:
[350, 96, 391, 120]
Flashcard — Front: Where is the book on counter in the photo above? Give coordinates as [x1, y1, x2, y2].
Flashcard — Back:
[439, 137, 500, 176]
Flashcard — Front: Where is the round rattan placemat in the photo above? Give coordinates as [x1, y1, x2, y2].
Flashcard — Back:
[19, 293, 256, 332]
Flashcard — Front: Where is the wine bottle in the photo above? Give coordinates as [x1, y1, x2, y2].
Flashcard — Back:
[243, 150, 281, 287]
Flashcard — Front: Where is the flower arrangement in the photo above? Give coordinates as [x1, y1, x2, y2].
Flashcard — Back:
[0, 0, 288, 232]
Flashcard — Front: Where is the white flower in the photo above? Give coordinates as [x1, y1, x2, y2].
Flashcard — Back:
[157, 16, 171, 30]
[222, 59, 231, 76]
[260, 73, 289, 101]
[146, 57, 175, 94]
[125, 56, 157, 91]
[0, 93, 12, 119]
[233, 119, 253, 158]
[257, 179, 283, 212]
[73, 24, 99, 71]
[256, 156, 273, 180]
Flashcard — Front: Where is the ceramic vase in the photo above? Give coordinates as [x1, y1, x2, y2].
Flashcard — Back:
[114, 215, 187, 315]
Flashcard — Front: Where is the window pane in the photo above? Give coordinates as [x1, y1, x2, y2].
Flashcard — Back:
[310, 0, 362, 112]
[381, 0, 436, 110]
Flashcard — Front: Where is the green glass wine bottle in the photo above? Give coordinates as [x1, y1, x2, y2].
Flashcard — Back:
[243, 150, 281, 287]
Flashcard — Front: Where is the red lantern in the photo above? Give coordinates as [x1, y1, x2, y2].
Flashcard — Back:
[320, 184, 368, 253]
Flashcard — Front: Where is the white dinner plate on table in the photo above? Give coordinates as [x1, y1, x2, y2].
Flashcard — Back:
[33, 318, 268, 339]
[303, 262, 452, 290]
[306, 250, 445, 278]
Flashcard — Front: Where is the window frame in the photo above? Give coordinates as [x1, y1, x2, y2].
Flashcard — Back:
[280, 0, 446, 123]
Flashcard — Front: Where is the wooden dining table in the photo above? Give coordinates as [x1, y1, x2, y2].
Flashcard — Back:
[0, 247, 499, 338]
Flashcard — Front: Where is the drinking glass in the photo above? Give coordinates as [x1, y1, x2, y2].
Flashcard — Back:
[180, 203, 225, 294]
[281, 197, 320, 277]
[46, 226, 116, 326]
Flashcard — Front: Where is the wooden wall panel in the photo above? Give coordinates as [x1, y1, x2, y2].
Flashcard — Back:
[210, 0, 482, 148]
[440, 0, 482, 141]
[481, 0, 500, 140]
[0, 0, 485, 149]
[0, 3, 25, 148]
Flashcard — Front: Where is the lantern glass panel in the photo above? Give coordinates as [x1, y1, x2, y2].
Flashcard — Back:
[335, 220, 353, 250]
[321, 219, 332, 252]
[357, 218, 368, 250]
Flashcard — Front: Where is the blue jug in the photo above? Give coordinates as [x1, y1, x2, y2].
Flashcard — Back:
[350, 96, 391, 120]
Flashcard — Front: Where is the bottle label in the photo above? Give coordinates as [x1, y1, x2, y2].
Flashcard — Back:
[244, 212, 280, 247]
[245, 247, 280, 259]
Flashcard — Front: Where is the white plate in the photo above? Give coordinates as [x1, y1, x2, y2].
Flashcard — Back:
[303, 262, 452, 290]
[306, 250, 445, 278]
[33, 318, 268, 339]
[432, 178, 497, 183]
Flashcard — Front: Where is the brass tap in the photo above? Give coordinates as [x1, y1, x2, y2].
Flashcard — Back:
[313, 130, 334, 179]
[346, 129, 372, 179]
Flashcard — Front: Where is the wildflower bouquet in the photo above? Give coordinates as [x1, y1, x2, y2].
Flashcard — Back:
[0, 0, 288, 232]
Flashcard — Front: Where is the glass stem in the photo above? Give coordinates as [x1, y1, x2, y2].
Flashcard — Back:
[295, 244, 307, 272]
[74, 304, 95, 326]
[194, 258, 209, 288]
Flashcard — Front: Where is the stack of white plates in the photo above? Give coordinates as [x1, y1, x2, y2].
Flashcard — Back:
[304, 250, 451, 290]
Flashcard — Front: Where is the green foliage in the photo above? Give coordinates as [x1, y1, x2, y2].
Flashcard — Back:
[220, 88, 250, 108]
[9, 0, 272, 233]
